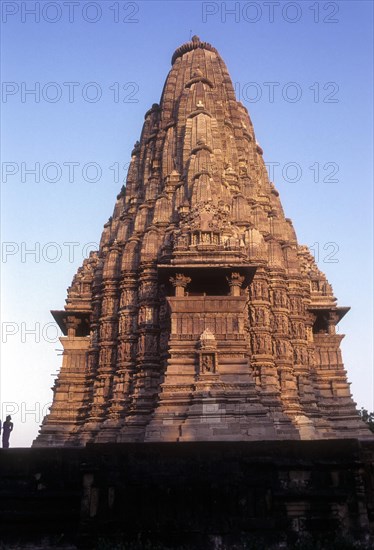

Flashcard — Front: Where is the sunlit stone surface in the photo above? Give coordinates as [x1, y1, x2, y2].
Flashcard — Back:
[34, 37, 372, 446]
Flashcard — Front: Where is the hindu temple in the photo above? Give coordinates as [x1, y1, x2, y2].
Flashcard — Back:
[34, 36, 371, 446]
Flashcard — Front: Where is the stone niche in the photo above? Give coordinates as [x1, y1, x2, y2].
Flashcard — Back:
[197, 328, 218, 376]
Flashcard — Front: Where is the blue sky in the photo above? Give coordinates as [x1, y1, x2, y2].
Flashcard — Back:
[1, 0, 373, 446]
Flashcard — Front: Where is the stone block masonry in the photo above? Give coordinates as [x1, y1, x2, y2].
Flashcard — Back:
[33, 36, 373, 446]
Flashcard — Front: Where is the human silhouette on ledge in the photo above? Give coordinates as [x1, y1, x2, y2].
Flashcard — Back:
[2, 415, 14, 448]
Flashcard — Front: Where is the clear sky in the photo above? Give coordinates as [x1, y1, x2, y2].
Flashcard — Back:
[1, 0, 373, 447]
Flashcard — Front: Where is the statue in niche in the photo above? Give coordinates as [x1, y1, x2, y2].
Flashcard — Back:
[290, 296, 303, 315]
[90, 329, 98, 347]
[178, 233, 189, 248]
[285, 340, 293, 358]
[119, 314, 131, 334]
[201, 353, 215, 374]
[253, 366, 261, 386]
[95, 378, 105, 399]
[146, 334, 158, 353]
[294, 347, 303, 364]
[274, 315, 281, 332]
[252, 333, 269, 354]
[138, 335, 145, 355]
[251, 333, 257, 353]
[300, 348, 308, 364]
[259, 335, 266, 353]
[117, 342, 129, 362]
[102, 296, 115, 315]
[306, 325, 313, 342]
[159, 331, 169, 350]
[249, 306, 256, 324]
[255, 308, 264, 325]
[308, 348, 316, 365]
[282, 316, 288, 334]
[262, 308, 269, 326]
[260, 282, 267, 300]
[138, 307, 146, 324]
[100, 323, 111, 341]
[282, 340, 289, 356]
[239, 162, 248, 176]
[274, 339, 282, 356]
[159, 303, 168, 321]
[145, 307, 154, 324]
[140, 281, 157, 300]
[264, 334, 272, 353]
[293, 322, 301, 339]
[252, 280, 267, 301]
[273, 289, 288, 308]
[92, 302, 100, 318]
[270, 314, 275, 331]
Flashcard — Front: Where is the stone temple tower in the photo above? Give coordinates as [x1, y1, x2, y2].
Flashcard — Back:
[34, 37, 371, 446]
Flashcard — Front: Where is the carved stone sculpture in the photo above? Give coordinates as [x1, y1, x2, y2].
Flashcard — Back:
[34, 37, 372, 446]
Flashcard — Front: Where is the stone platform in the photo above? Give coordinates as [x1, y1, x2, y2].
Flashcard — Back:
[0, 440, 374, 549]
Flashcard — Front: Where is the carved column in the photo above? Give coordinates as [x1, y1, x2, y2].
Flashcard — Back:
[170, 273, 191, 297]
[108, 273, 138, 421]
[66, 315, 81, 337]
[281, 290, 304, 413]
[327, 311, 339, 334]
[89, 279, 118, 424]
[250, 269, 280, 404]
[118, 262, 161, 441]
[227, 272, 245, 297]
[87, 243, 121, 430]
[303, 310, 320, 414]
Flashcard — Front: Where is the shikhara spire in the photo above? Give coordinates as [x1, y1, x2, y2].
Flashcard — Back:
[34, 37, 371, 446]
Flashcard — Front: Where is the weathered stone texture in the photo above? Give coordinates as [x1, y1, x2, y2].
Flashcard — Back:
[34, 36, 372, 446]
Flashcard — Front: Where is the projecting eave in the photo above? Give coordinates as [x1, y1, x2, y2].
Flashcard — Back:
[308, 306, 351, 322]
[51, 310, 91, 336]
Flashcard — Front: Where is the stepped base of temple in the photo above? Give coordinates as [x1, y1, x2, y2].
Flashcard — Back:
[1, 440, 374, 549]
[34, 403, 373, 446]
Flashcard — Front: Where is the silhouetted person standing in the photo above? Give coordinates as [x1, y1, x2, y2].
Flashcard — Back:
[2, 415, 13, 448]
